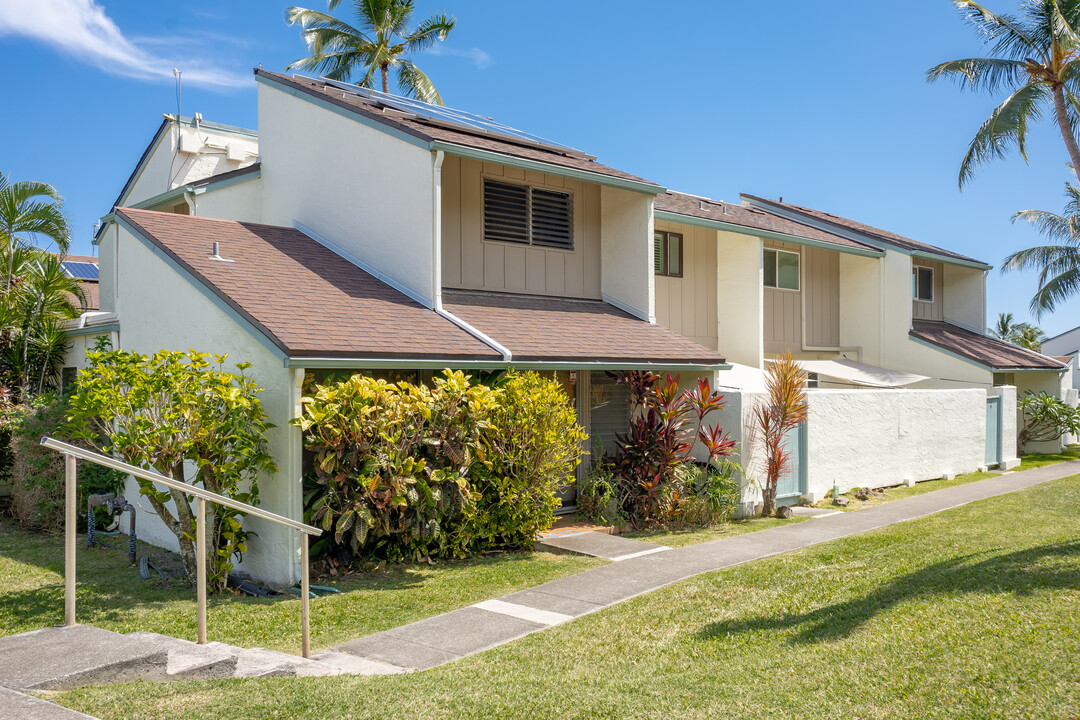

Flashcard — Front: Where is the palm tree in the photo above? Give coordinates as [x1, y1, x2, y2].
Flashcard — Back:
[285, 0, 456, 105]
[1017, 323, 1049, 349]
[927, 0, 1080, 188]
[989, 311, 1048, 348]
[990, 311, 1025, 341]
[1003, 183, 1080, 314]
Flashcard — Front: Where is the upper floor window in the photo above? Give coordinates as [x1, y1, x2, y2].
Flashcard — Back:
[483, 179, 573, 250]
[913, 265, 934, 302]
[764, 248, 799, 290]
[654, 231, 683, 277]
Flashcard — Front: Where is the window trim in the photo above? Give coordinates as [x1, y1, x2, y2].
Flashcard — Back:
[481, 176, 575, 252]
[763, 247, 801, 291]
[654, 230, 684, 278]
[912, 265, 934, 303]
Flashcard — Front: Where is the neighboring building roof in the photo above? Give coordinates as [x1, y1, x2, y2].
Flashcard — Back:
[51, 254, 99, 311]
[910, 320, 1065, 371]
[254, 70, 657, 190]
[189, 162, 262, 188]
[113, 208, 499, 361]
[654, 191, 881, 254]
[742, 194, 988, 266]
[442, 290, 727, 365]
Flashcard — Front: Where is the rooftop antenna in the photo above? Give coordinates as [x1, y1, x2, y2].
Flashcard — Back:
[173, 68, 182, 121]
[91, 222, 100, 256]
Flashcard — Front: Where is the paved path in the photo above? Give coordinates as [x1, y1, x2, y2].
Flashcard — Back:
[334, 461, 1080, 671]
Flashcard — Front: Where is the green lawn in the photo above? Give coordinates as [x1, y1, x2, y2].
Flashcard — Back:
[0, 521, 602, 653]
[1016, 444, 1080, 471]
[57, 475, 1080, 720]
[624, 515, 806, 548]
[814, 470, 1002, 512]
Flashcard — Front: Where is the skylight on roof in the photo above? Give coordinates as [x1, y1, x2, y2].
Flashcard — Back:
[316, 77, 594, 160]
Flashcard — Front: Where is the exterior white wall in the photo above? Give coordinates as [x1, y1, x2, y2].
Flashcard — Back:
[715, 230, 763, 367]
[600, 186, 654, 319]
[838, 253, 882, 366]
[804, 388, 986, 497]
[942, 264, 986, 331]
[125, 122, 258, 207]
[192, 178, 264, 224]
[109, 225, 300, 587]
[257, 82, 437, 304]
[1042, 327, 1080, 390]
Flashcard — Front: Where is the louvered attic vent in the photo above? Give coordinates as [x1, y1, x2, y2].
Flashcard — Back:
[483, 179, 573, 250]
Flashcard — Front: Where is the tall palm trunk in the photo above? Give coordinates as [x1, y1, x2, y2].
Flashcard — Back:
[1053, 83, 1080, 178]
[381, 63, 389, 93]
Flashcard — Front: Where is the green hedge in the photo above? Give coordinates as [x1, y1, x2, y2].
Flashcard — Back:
[294, 370, 585, 563]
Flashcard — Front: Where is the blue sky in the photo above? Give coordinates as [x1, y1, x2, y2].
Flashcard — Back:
[1, 0, 1078, 336]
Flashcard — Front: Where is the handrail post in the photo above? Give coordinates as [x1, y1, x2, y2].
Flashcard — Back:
[196, 497, 207, 644]
[301, 535, 310, 658]
[64, 454, 76, 627]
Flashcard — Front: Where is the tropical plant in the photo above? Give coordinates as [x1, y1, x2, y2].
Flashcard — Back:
[1018, 390, 1080, 448]
[67, 349, 277, 591]
[989, 311, 1047, 349]
[752, 352, 808, 518]
[1003, 183, 1080, 315]
[927, 0, 1080, 188]
[608, 372, 736, 525]
[285, 0, 456, 105]
[0, 172, 71, 255]
[294, 369, 584, 563]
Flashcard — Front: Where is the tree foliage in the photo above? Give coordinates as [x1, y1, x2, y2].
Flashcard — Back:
[1019, 390, 1080, 448]
[989, 311, 1048, 349]
[1004, 183, 1080, 316]
[752, 352, 808, 518]
[67, 349, 277, 590]
[286, 0, 455, 105]
[927, 0, 1080, 188]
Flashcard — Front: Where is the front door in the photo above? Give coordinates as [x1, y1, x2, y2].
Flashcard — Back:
[985, 396, 1002, 467]
[776, 422, 807, 502]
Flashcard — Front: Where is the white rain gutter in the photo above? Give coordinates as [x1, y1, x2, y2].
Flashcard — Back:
[429, 148, 512, 361]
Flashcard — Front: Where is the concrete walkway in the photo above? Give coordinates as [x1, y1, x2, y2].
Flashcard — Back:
[334, 461, 1080, 671]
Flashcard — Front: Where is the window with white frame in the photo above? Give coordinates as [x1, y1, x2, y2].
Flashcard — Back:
[912, 265, 933, 302]
[763, 248, 799, 290]
[482, 178, 574, 250]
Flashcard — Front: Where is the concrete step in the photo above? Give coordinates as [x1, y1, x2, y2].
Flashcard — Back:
[0, 686, 101, 719]
[0, 626, 168, 691]
[125, 632, 238, 680]
[535, 530, 670, 560]
[309, 649, 409, 675]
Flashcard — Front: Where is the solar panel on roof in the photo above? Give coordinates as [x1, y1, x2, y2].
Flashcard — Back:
[317, 77, 594, 160]
[62, 261, 99, 280]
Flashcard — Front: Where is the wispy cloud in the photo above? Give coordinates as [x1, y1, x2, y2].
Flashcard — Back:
[427, 45, 492, 70]
[0, 0, 249, 89]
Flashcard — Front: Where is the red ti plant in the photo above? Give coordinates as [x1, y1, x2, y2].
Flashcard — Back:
[752, 352, 808, 518]
[610, 373, 736, 524]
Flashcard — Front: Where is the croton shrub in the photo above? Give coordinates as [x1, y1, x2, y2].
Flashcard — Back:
[294, 369, 585, 563]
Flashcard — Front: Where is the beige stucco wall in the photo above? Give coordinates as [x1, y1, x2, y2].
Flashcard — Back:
[912, 260, 944, 322]
[441, 155, 601, 298]
[257, 82, 437, 305]
[192, 177, 264, 224]
[600, 186, 654, 319]
[715, 230, 763, 367]
[124, 123, 258, 207]
[105, 224, 301, 587]
[942, 263, 987, 331]
[838, 252, 882, 365]
[653, 219, 718, 349]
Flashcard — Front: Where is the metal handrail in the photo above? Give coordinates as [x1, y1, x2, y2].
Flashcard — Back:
[40, 436, 322, 658]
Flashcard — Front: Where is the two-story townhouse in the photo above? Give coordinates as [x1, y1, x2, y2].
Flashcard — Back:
[74, 70, 727, 585]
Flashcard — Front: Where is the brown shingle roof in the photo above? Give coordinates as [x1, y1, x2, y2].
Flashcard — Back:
[190, 162, 261, 188]
[75, 281, 99, 311]
[655, 191, 881, 253]
[255, 70, 656, 188]
[442, 290, 727, 365]
[114, 208, 499, 360]
[742, 194, 987, 266]
[910, 320, 1064, 370]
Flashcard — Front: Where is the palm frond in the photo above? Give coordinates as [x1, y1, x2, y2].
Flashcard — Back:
[405, 12, 456, 54]
[958, 81, 1050, 188]
[1011, 206, 1078, 242]
[926, 57, 1026, 92]
[1029, 265, 1080, 315]
[955, 1, 1042, 61]
[397, 60, 443, 105]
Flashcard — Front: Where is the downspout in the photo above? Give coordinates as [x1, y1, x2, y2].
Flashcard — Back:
[183, 190, 196, 216]
[879, 254, 887, 364]
[429, 148, 512, 362]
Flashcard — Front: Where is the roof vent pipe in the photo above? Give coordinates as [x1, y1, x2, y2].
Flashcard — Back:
[209, 242, 234, 263]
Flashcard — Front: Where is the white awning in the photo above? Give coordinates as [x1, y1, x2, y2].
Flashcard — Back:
[797, 359, 928, 388]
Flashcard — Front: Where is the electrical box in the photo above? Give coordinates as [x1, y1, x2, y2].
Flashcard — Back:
[226, 142, 246, 162]
[178, 133, 201, 155]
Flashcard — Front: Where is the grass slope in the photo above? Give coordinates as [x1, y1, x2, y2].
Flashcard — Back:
[0, 522, 601, 652]
[59, 475, 1080, 720]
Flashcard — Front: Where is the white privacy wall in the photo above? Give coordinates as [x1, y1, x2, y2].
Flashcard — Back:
[804, 388, 986, 497]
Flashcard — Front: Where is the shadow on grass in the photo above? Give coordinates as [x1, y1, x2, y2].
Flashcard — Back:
[696, 540, 1080, 645]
